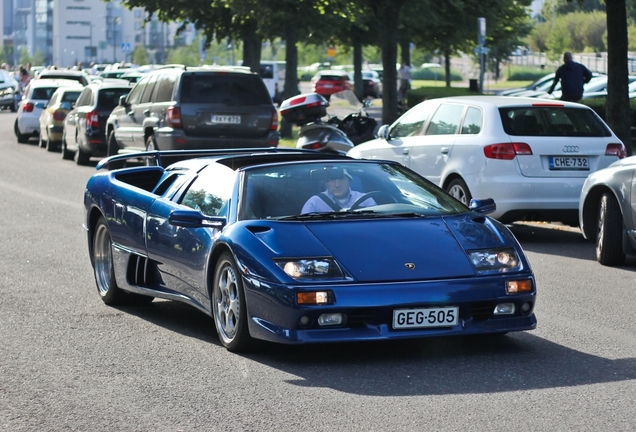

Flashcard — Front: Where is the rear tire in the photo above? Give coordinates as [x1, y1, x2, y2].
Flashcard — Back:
[446, 178, 472, 206]
[46, 133, 59, 152]
[75, 145, 90, 165]
[61, 135, 74, 160]
[15, 120, 29, 143]
[596, 192, 625, 266]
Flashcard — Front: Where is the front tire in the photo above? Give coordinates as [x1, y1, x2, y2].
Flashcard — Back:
[596, 192, 625, 266]
[446, 178, 472, 206]
[212, 252, 253, 352]
[75, 144, 90, 165]
[61, 134, 74, 160]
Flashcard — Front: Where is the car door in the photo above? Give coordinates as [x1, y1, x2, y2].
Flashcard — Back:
[145, 166, 235, 308]
[115, 78, 147, 149]
[66, 87, 92, 150]
[408, 103, 466, 186]
[371, 100, 438, 168]
[131, 74, 158, 148]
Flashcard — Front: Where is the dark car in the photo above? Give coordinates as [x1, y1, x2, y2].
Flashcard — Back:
[105, 65, 280, 158]
[62, 82, 132, 165]
[84, 148, 537, 352]
[311, 70, 354, 100]
[361, 70, 383, 99]
[0, 70, 20, 111]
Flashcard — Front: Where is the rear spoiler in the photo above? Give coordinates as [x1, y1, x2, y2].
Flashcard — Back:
[95, 147, 328, 170]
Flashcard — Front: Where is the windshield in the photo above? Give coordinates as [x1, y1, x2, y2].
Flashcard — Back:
[241, 161, 467, 220]
[326, 90, 362, 119]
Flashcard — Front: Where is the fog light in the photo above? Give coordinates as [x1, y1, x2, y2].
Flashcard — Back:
[318, 313, 343, 326]
[299, 316, 311, 326]
[494, 303, 515, 315]
[506, 279, 533, 294]
[297, 291, 330, 305]
[521, 302, 533, 313]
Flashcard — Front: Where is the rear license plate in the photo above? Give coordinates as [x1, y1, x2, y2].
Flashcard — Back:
[549, 156, 589, 170]
[323, 84, 333, 88]
[392, 306, 458, 329]
[210, 115, 241, 124]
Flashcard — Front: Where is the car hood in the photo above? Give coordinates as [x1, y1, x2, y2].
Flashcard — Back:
[246, 215, 517, 283]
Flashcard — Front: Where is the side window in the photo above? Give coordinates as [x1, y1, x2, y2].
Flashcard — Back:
[48, 92, 59, 105]
[75, 88, 91, 107]
[180, 167, 234, 217]
[140, 75, 158, 103]
[154, 74, 176, 102]
[425, 104, 465, 136]
[127, 79, 147, 105]
[391, 102, 435, 138]
[461, 107, 482, 135]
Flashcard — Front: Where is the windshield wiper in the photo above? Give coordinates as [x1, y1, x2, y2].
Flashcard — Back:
[276, 210, 383, 221]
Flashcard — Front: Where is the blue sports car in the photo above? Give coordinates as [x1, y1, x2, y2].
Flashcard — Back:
[84, 149, 537, 351]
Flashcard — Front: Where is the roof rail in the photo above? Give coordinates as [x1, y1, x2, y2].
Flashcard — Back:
[153, 64, 187, 71]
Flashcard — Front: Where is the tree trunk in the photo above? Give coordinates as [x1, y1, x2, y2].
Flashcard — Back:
[606, 0, 632, 155]
[241, 22, 262, 73]
[280, 22, 300, 139]
[400, 39, 410, 68]
[444, 49, 451, 87]
[353, 34, 364, 101]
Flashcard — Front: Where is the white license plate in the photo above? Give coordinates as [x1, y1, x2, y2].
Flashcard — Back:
[210, 115, 241, 124]
[392, 306, 458, 329]
[549, 156, 589, 170]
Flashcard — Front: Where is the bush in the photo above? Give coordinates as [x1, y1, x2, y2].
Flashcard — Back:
[580, 98, 636, 127]
[506, 66, 551, 81]
[411, 67, 462, 82]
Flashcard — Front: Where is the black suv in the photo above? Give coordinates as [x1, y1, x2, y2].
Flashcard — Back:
[106, 65, 280, 155]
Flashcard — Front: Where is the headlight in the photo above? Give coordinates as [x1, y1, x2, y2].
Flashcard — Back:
[275, 258, 344, 280]
[467, 248, 520, 273]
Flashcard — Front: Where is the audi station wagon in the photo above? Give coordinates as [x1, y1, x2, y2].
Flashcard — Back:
[348, 96, 625, 225]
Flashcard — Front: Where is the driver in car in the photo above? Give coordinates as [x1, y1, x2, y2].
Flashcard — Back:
[301, 168, 376, 213]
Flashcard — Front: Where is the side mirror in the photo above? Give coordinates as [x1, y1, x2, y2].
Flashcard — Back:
[469, 198, 496, 214]
[60, 101, 72, 110]
[377, 124, 390, 140]
[168, 209, 226, 229]
[118, 94, 127, 107]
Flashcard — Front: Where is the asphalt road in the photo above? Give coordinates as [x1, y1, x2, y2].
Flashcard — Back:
[2, 110, 636, 431]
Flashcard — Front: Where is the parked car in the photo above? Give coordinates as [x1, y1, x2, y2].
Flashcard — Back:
[579, 155, 636, 265]
[14, 79, 84, 143]
[84, 148, 537, 352]
[511, 73, 606, 99]
[311, 70, 353, 100]
[99, 70, 128, 80]
[0, 70, 20, 112]
[62, 81, 132, 165]
[580, 77, 636, 100]
[348, 96, 626, 226]
[106, 65, 279, 159]
[37, 85, 83, 151]
[259, 60, 286, 103]
[36, 69, 90, 86]
[119, 70, 145, 84]
[496, 73, 555, 97]
[361, 70, 382, 99]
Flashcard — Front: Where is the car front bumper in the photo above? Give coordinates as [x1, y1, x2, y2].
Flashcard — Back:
[242, 274, 537, 344]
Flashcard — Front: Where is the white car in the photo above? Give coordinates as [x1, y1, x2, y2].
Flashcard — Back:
[14, 79, 82, 144]
[348, 96, 626, 225]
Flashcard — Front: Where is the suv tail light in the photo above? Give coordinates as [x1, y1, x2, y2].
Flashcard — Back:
[271, 108, 279, 131]
[23, 102, 34, 113]
[166, 106, 182, 129]
[484, 143, 533, 160]
[606, 143, 626, 159]
[53, 110, 67, 121]
[87, 110, 100, 128]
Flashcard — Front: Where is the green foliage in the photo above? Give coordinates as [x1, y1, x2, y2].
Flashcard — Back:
[580, 98, 636, 128]
[544, 11, 606, 58]
[132, 46, 150, 65]
[506, 66, 551, 81]
[406, 86, 478, 108]
[527, 21, 551, 52]
[410, 67, 462, 81]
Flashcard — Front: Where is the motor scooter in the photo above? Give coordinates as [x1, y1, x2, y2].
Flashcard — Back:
[279, 90, 377, 154]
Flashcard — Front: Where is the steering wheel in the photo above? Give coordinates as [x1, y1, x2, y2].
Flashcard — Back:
[350, 191, 397, 210]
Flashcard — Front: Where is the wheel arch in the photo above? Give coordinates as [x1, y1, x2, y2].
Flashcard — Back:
[580, 184, 616, 241]
[86, 207, 107, 266]
[206, 243, 234, 299]
[442, 172, 465, 190]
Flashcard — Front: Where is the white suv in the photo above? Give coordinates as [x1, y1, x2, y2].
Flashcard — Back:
[14, 79, 82, 143]
[348, 95, 625, 225]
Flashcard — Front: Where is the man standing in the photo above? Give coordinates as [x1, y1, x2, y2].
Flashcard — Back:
[547, 52, 593, 102]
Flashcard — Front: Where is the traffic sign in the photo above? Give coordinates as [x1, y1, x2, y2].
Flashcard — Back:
[121, 43, 131, 53]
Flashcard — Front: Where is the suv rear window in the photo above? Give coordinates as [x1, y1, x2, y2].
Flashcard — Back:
[31, 87, 58, 100]
[180, 74, 271, 105]
[97, 88, 132, 110]
[500, 107, 611, 137]
[39, 75, 86, 85]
